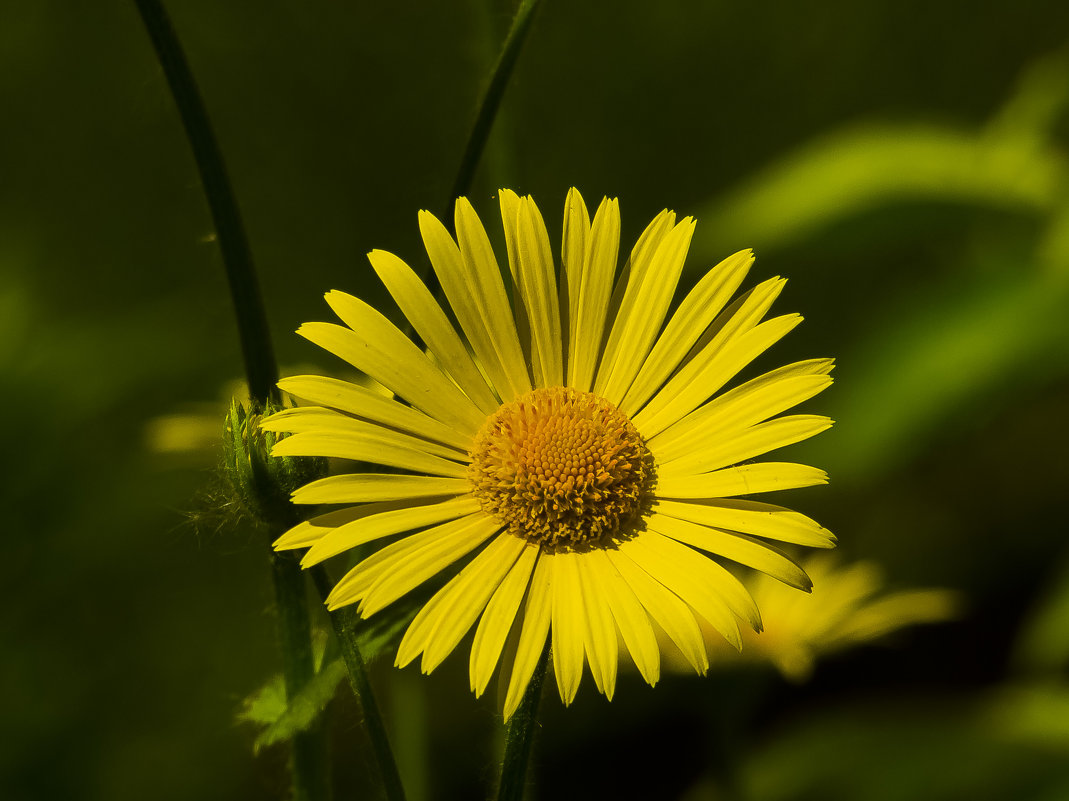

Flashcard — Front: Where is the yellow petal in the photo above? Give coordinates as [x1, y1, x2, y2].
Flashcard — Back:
[271, 430, 467, 478]
[595, 210, 677, 388]
[550, 551, 586, 705]
[606, 548, 709, 675]
[498, 189, 533, 366]
[456, 198, 534, 398]
[654, 498, 836, 548]
[595, 218, 696, 404]
[650, 359, 833, 462]
[263, 406, 467, 461]
[396, 533, 526, 673]
[299, 311, 483, 435]
[503, 553, 553, 720]
[647, 512, 812, 591]
[324, 515, 486, 607]
[277, 374, 472, 451]
[576, 551, 619, 700]
[273, 505, 375, 550]
[618, 533, 750, 648]
[657, 414, 834, 477]
[292, 474, 470, 505]
[560, 188, 591, 387]
[361, 515, 500, 618]
[303, 496, 480, 568]
[469, 541, 539, 697]
[584, 549, 660, 686]
[367, 249, 501, 415]
[420, 208, 531, 401]
[682, 276, 787, 370]
[516, 196, 563, 387]
[654, 463, 829, 499]
[634, 313, 802, 439]
[631, 275, 784, 426]
[569, 196, 620, 392]
[621, 248, 753, 415]
[329, 512, 499, 613]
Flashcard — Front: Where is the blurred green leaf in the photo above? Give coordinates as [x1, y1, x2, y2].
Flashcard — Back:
[693, 123, 1065, 258]
[806, 273, 1069, 483]
[979, 683, 1069, 749]
[691, 48, 1069, 263]
[238, 658, 346, 753]
[238, 675, 286, 729]
[1013, 556, 1069, 676]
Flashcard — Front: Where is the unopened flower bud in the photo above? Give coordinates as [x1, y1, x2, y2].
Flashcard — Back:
[222, 398, 326, 527]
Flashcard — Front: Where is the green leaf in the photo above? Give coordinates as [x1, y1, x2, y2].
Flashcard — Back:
[238, 675, 287, 728]
[1013, 556, 1069, 675]
[238, 657, 347, 753]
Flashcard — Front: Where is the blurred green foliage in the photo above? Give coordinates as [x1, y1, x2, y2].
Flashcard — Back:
[4, 1, 1069, 800]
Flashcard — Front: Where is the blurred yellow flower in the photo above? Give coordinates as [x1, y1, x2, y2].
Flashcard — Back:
[698, 554, 961, 681]
[265, 189, 835, 717]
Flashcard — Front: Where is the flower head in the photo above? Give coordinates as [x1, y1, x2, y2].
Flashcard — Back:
[264, 189, 835, 717]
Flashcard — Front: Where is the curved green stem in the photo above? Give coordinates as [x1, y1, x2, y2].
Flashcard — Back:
[447, 0, 541, 214]
[312, 567, 408, 801]
[134, 4, 326, 799]
[497, 642, 549, 801]
[415, 0, 541, 311]
[133, 0, 279, 405]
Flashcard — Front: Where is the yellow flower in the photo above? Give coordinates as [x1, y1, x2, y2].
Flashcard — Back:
[264, 189, 835, 718]
[686, 555, 961, 681]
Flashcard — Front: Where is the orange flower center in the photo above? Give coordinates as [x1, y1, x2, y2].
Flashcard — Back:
[468, 386, 653, 549]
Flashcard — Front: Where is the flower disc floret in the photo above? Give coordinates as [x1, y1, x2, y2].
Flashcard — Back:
[468, 386, 653, 549]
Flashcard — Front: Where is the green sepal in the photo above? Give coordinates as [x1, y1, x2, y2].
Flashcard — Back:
[222, 397, 326, 528]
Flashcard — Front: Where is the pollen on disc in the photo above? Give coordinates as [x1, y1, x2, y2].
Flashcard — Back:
[468, 386, 653, 549]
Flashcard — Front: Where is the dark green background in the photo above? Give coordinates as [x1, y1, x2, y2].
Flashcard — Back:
[4, 1, 1069, 799]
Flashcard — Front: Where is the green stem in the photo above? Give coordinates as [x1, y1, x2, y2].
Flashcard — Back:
[271, 550, 332, 801]
[133, 0, 279, 405]
[134, 3, 326, 798]
[446, 0, 541, 214]
[312, 567, 408, 801]
[391, 670, 430, 801]
[414, 0, 541, 310]
[497, 642, 549, 801]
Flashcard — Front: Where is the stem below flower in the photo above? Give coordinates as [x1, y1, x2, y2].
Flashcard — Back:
[311, 566, 408, 801]
[271, 550, 331, 801]
[497, 641, 549, 801]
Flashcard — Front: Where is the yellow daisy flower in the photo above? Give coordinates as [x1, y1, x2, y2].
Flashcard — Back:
[264, 189, 835, 718]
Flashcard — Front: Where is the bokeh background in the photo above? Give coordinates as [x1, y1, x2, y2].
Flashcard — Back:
[5, 1, 1069, 799]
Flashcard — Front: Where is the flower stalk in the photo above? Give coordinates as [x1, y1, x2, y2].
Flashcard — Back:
[271, 549, 331, 801]
[311, 567, 408, 801]
[497, 643, 549, 801]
